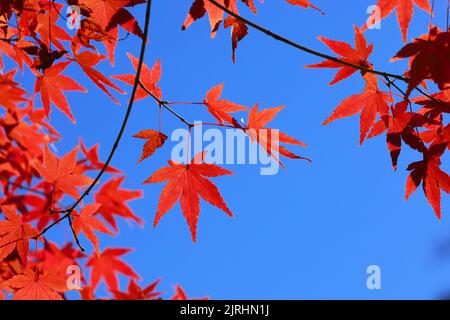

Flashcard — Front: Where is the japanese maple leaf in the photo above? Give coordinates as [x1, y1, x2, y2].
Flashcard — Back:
[2, 268, 67, 300]
[171, 284, 208, 300]
[72, 203, 115, 256]
[0, 205, 37, 264]
[224, 16, 248, 63]
[79, 139, 121, 173]
[0, 30, 34, 72]
[41, 241, 85, 275]
[111, 279, 162, 300]
[183, 0, 323, 37]
[244, 104, 309, 168]
[182, 0, 226, 38]
[203, 83, 248, 124]
[79, 0, 145, 35]
[30, 146, 93, 199]
[74, 51, 125, 104]
[78, 0, 145, 64]
[368, 101, 428, 169]
[414, 89, 450, 116]
[37, 2, 71, 52]
[73, 18, 111, 52]
[85, 248, 140, 290]
[393, 28, 450, 97]
[363, 0, 431, 42]
[323, 74, 392, 145]
[286, 0, 324, 14]
[406, 143, 450, 219]
[94, 177, 143, 232]
[133, 130, 167, 163]
[144, 152, 233, 242]
[306, 26, 373, 85]
[112, 53, 162, 101]
[21, 182, 63, 231]
[34, 61, 87, 123]
[0, 70, 27, 111]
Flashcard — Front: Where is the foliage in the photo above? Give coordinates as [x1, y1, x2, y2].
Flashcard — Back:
[0, 0, 449, 300]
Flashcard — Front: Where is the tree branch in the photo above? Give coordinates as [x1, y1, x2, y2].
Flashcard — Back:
[206, 0, 406, 81]
[206, 0, 446, 107]
[26, 0, 155, 251]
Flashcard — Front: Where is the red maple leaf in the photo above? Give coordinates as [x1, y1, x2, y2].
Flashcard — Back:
[0, 70, 28, 111]
[224, 16, 248, 63]
[203, 83, 248, 124]
[133, 130, 167, 163]
[79, 139, 121, 174]
[112, 53, 162, 101]
[244, 104, 309, 167]
[363, 0, 431, 42]
[94, 177, 143, 232]
[2, 268, 67, 300]
[306, 26, 373, 85]
[111, 279, 162, 300]
[393, 28, 450, 97]
[30, 146, 93, 199]
[0, 205, 37, 264]
[286, 0, 324, 14]
[183, 0, 322, 61]
[368, 101, 428, 169]
[37, 2, 71, 52]
[405, 143, 450, 219]
[34, 61, 87, 123]
[323, 74, 392, 144]
[80, 0, 145, 35]
[78, 0, 145, 64]
[171, 284, 208, 300]
[144, 152, 234, 242]
[182, 0, 227, 38]
[85, 247, 140, 291]
[74, 51, 126, 104]
[72, 203, 115, 255]
[40, 241, 85, 275]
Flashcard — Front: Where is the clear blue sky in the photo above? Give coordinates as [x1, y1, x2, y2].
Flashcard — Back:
[18, 0, 450, 299]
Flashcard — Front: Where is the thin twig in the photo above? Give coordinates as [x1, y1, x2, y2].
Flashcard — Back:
[138, 81, 193, 127]
[67, 212, 84, 252]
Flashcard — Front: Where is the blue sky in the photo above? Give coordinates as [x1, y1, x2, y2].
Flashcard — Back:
[13, 0, 450, 299]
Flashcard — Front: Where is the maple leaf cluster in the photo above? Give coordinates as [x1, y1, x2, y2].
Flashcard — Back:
[182, 0, 324, 62]
[0, 0, 308, 300]
[0, 0, 214, 300]
[183, 0, 450, 217]
[311, 8, 450, 219]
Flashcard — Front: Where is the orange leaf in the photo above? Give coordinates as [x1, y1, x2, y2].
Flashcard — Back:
[145, 153, 234, 242]
[30, 146, 93, 199]
[72, 203, 115, 256]
[0, 206, 37, 265]
[133, 130, 167, 163]
[34, 62, 87, 123]
[3, 268, 67, 300]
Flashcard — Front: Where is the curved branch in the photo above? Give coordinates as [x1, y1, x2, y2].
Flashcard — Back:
[31, 0, 155, 249]
[206, 0, 406, 81]
[206, 0, 448, 108]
